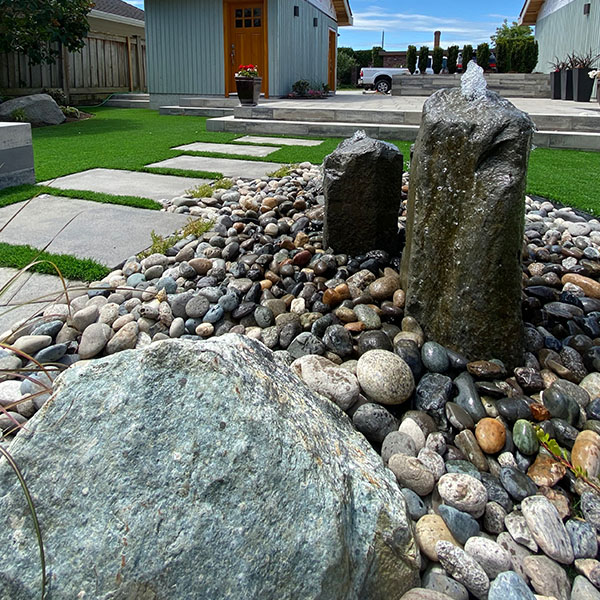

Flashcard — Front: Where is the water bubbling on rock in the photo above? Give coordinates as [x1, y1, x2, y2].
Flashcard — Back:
[460, 60, 488, 101]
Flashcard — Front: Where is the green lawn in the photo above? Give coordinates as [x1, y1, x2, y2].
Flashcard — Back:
[0, 106, 597, 214]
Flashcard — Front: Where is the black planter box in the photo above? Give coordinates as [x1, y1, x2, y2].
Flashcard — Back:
[560, 69, 573, 100]
[235, 77, 262, 106]
[573, 68, 594, 102]
[550, 71, 561, 99]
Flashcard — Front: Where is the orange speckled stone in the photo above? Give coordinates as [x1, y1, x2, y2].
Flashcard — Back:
[475, 418, 506, 454]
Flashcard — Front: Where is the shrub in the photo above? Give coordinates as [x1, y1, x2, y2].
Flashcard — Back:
[462, 44, 474, 67]
[61, 105, 80, 119]
[371, 46, 383, 67]
[496, 40, 511, 72]
[407, 45, 417, 74]
[354, 49, 372, 67]
[10, 108, 26, 122]
[432, 46, 443, 74]
[42, 87, 67, 105]
[336, 50, 358, 85]
[418, 46, 429, 74]
[292, 79, 310, 95]
[477, 43, 490, 70]
[447, 45, 459, 73]
[523, 39, 539, 72]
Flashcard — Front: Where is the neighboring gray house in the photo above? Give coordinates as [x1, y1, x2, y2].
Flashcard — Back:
[519, 0, 600, 72]
[145, 0, 352, 107]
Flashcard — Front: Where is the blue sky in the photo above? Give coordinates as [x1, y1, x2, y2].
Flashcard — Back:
[122, 0, 528, 50]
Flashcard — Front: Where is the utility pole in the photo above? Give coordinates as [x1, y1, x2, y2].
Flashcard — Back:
[381, 30, 384, 49]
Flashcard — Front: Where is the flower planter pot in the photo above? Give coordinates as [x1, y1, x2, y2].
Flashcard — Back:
[573, 68, 594, 102]
[550, 71, 561, 99]
[560, 69, 573, 100]
[235, 77, 262, 106]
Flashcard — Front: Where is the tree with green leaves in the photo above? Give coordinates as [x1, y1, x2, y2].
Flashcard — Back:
[337, 49, 359, 85]
[371, 46, 383, 67]
[418, 46, 429, 74]
[432, 46, 443, 74]
[0, 0, 93, 65]
[476, 43, 490, 70]
[447, 45, 459, 74]
[462, 44, 474, 68]
[491, 19, 534, 44]
[407, 45, 417, 74]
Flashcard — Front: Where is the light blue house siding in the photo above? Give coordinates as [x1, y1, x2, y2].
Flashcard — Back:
[145, 0, 339, 107]
[533, 0, 600, 72]
[268, 0, 337, 96]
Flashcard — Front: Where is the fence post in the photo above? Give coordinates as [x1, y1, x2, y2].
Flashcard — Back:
[135, 36, 145, 91]
[126, 36, 134, 91]
[61, 45, 71, 104]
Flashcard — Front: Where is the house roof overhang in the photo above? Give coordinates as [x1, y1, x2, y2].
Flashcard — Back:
[89, 9, 145, 28]
[519, 0, 545, 25]
[332, 0, 353, 26]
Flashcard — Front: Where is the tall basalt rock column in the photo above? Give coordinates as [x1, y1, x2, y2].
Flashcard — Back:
[400, 63, 534, 369]
[323, 130, 403, 255]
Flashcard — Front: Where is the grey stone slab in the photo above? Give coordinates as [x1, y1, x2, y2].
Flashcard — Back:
[146, 155, 283, 179]
[0, 168, 35, 191]
[235, 135, 323, 146]
[40, 168, 211, 202]
[0, 145, 34, 173]
[0, 122, 32, 151]
[173, 141, 280, 156]
[0, 195, 190, 268]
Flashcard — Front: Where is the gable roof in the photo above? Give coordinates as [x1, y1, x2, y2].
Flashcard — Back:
[332, 0, 352, 26]
[519, 0, 545, 25]
[93, 0, 145, 22]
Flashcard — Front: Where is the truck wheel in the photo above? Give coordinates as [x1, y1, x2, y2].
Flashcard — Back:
[375, 78, 391, 94]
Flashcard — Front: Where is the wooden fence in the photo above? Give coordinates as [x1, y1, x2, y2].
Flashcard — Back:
[0, 31, 146, 102]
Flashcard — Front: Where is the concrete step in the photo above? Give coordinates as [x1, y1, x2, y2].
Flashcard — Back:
[206, 116, 600, 151]
[109, 93, 150, 100]
[159, 106, 234, 117]
[180, 96, 242, 108]
[105, 99, 150, 108]
[233, 106, 600, 133]
[206, 116, 420, 140]
[234, 105, 422, 125]
[534, 130, 600, 151]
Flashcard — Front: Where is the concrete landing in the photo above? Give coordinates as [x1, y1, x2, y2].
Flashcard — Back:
[173, 141, 280, 156]
[41, 168, 212, 202]
[0, 195, 190, 268]
[235, 135, 323, 146]
[146, 156, 283, 179]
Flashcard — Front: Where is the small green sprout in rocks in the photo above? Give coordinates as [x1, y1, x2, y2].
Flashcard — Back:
[268, 164, 298, 178]
[186, 183, 214, 199]
[138, 219, 213, 259]
[213, 178, 233, 190]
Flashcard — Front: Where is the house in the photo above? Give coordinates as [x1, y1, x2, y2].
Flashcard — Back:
[145, 0, 353, 107]
[0, 0, 146, 103]
[519, 0, 600, 72]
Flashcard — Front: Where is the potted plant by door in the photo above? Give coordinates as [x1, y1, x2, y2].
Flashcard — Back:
[549, 58, 564, 99]
[235, 64, 262, 106]
[572, 50, 600, 102]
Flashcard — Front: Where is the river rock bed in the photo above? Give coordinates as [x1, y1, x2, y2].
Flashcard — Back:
[3, 163, 600, 599]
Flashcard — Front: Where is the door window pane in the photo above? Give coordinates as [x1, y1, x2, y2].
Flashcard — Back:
[244, 8, 252, 16]
[253, 8, 261, 16]
[245, 18, 252, 27]
[235, 19, 243, 27]
[235, 9, 242, 17]
[254, 18, 261, 26]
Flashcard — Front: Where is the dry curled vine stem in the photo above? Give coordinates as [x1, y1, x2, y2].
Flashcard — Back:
[0, 445, 46, 599]
[534, 424, 600, 495]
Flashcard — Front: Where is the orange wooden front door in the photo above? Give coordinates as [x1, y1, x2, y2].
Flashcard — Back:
[225, 1, 266, 95]
[328, 29, 336, 91]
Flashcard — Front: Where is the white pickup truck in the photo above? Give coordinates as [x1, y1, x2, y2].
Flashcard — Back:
[358, 63, 434, 93]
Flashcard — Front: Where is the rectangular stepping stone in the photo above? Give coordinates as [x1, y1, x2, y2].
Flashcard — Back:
[40, 168, 211, 202]
[235, 135, 323, 146]
[146, 156, 284, 179]
[0, 195, 190, 268]
[173, 142, 280, 157]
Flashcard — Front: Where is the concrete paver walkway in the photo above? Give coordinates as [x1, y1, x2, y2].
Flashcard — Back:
[0, 268, 83, 336]
[0, 195, 190, 268]
[146, 156, 283, 179]
[41, 168, 211, 202]
[173, 141, 280, 156]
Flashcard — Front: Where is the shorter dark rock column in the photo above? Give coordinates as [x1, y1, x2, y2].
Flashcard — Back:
[323, 130, 403, 255]
[400, 64, 535, 369]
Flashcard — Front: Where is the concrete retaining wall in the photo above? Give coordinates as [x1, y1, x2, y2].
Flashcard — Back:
[0, 123, 35, 190]
[391, 73, 551, 97]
